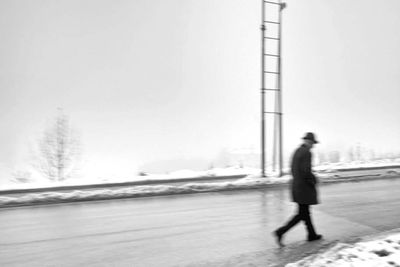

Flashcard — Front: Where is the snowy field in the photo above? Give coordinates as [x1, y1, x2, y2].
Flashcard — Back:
[0, 174, 291, 207]
[2, 159, 400, 191]
[2, 166, 258, 191]
[287, 233, 400, 267]
[314, 159, 400, 172]
[0, 160, 400, 207]
[0, 168, 399, 208]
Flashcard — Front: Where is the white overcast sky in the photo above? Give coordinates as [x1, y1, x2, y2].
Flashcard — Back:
[0, 0, 399, 178]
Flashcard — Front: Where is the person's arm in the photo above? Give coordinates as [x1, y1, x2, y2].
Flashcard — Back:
[302, 151, 316, 185]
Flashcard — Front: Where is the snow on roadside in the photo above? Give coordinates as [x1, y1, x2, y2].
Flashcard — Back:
[2, 159, 400, 191]
[1, 162, 400, 207]
[314, 159, 400, 172]
[286, 233, 400, 267]
[0, 174, 291, 207]
[0, 166, 258, 191]
[1, 160, 400, 207]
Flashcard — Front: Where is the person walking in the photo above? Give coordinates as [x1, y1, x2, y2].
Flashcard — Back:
[274, 132, 322, 247]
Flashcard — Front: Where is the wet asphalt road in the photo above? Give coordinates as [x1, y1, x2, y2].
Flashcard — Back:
[1, 178, 400, 266]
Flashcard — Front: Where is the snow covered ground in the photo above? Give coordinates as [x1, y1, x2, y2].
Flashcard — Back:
[1, 166, 259, 191]
[2, 159, 400, 191]
[314, 158, 400, 172]
[0, 168, 398, 207]
[0, 159, 400, 207]
[287, 233, 400, 267]
[0, 174, 291, 207]
[1, 162, 400, 266]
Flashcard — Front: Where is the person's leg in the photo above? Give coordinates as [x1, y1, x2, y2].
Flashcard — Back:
[278, 204, 302, 234]
[298, 205, 316, 237]
[274, 204, 302, 246]
[299, 205, 322, 241]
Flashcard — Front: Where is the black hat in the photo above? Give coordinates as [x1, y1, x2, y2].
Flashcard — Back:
[302, 132, 319, 144]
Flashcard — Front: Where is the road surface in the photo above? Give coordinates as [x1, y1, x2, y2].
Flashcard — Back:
[1, 178, 400, 266]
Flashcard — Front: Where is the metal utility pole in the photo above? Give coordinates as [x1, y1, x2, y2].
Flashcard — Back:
[260, 1, 266, 177]
[260, 0, 286, 177]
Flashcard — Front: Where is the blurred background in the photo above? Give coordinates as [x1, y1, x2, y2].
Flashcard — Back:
[0, 0, 399, 185]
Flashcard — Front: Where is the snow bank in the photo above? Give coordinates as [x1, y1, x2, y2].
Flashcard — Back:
[2, 160, 400, 191]
[315, 159, 400, 172]
[0, 175, 291, 207]
[2, 162, 400, 207]
[0, 166, 258, 191]
[287, 233, 400, 267]
[1, 161, 400, 207]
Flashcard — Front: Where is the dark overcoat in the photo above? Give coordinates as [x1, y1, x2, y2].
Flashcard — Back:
[290, 144, 319, 205]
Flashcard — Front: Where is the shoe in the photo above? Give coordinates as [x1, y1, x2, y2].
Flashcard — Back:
[308, 234, 323, 242]
[273, 229, 284, 247]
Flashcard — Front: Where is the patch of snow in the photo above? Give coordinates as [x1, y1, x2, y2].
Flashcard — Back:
[287, 233, 400, 267]
[208, 166, 260, 176]
[1, 160, 399, 207]
[315, 159, 400, 172]
[0, 174, 292, 207]
[1, 159, 400, 192]
[167, 169, 205, 178]
[0, 166, 260, 191]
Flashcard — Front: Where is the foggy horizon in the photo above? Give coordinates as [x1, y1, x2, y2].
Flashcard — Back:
[1, 0, 400, 181]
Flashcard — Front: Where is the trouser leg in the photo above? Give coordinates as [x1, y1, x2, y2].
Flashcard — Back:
[299, 204, 317, 237]
[278, 204, 302, 234]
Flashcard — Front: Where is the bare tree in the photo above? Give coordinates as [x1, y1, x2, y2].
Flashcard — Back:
[35, 110, 81, 181]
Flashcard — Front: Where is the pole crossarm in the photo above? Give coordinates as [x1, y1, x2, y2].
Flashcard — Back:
[264, 1, 280, 5]
[265, 37, 280, 40]
[264, 71, 280, 74]
[264, 111, 283, 115]
[264, 20, 280, 24]
[261, 88, 279, 91]
[264, 53, 280, 57]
